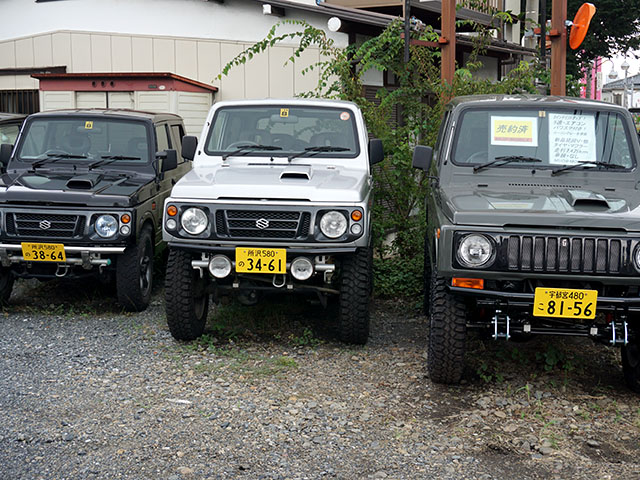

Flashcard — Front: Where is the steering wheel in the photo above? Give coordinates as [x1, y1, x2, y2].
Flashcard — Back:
[226, 141, 258, 150]
[466, 151, 488, 163]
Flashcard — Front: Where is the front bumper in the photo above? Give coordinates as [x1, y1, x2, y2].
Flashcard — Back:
[0, 243, 126, 269]
[450, 286, 640, 312]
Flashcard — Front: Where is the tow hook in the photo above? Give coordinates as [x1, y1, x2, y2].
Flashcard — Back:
[272, 274, 286, 288]
[55, 264, 70, 277]
[610, 314, 629, 346]
[492, 307, 511, 340]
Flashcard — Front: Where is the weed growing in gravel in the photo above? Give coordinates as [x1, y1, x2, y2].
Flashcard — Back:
[288, 327, 321, 347]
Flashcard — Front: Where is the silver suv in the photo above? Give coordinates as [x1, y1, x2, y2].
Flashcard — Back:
[162, 99, 383, 344]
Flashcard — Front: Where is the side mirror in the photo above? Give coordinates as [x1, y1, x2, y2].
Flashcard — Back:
[158, 149, 178, 172]
[182, 135, 198, 161]
[0, 144, 12, 168]
[368, 139, 384, 165]
[412, 145, 433, 172]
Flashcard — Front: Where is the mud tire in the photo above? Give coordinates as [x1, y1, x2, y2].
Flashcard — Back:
[116, 225, 153, 312]
[622, 340, 640, 393]
[0, 267, 14, 306]
[338, 247, 371, 345]
[164, 248, 209, 341]
[427, 271, 467, 384]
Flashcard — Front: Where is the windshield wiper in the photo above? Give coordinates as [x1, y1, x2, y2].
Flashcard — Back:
[473, 155, 542, 173]
[551, 161, 626, 176]
[31, 153, 88, 170]
[89, 155, 141, 170]
[221, 144, 282, 160]
[287, 145, 349, 162]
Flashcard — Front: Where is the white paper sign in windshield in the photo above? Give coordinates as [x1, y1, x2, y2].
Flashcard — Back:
[549, 113, 596, 165]
[490, 116, 538, 146]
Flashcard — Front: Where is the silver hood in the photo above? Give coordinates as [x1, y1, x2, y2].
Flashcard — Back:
[170, 162, 370, 203]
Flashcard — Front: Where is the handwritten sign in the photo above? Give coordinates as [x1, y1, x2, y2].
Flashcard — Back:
[548, 113, 596, 165]
[491, 116, 538, 146]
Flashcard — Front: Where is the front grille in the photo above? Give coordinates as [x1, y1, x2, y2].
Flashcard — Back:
[216, 209, 308, 240]
[6, 212, 84, 239]
[506, 235, 623, 274]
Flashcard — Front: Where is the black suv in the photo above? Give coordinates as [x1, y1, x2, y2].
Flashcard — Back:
[0, 109, 191, 311]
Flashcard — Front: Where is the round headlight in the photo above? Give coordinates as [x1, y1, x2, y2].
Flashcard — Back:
[457, 234, 493, 267]
[320, 211, 348, 239]
[95, 214, 118, 238]
[181, 207, 208, 235]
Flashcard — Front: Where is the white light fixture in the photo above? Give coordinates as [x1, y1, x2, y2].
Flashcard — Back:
[262, 3, 284, 16]
[608, 70, 618, 81]
[327, 16, 341, 32]
[621, 59, 630, 72]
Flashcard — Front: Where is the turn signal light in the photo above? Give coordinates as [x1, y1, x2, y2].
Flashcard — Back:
[167, 205, 178, 217]
[452, 278, 484, 289]
[121, 214, 131, 224]
[351, 210, 363, 221]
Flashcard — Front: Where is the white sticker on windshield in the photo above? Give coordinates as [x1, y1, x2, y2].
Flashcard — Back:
[548, 113, 596, 165]
[491, 116, 538, 146]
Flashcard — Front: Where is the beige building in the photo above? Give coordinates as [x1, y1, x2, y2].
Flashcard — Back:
[1, 0, 536, 134]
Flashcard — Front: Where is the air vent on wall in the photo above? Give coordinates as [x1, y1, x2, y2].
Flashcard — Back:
[508, 183, 583, 189]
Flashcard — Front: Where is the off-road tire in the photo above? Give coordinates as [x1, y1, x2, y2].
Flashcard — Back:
[622, 340, 640, 393]
[164, 248, 209, 341]
[423, 234, 432, 315]
[338, 247, 371, 345]
[0, 267, 14, 306]
[427, 271, 467, 384]
[116, 225, 153, 312]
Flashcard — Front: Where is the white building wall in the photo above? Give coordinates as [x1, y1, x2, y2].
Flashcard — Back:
[0, 0, 347, 105]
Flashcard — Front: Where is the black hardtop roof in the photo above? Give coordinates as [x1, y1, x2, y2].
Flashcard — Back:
[0, 112, 26, 123]
[26, 108, 182, 123]
[448, 94, 626, 112]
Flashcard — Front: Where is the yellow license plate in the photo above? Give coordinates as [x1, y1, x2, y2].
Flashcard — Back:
[21, 242, 66, 262]
[533, 287, 597, 320]
[235, 248, 286, 274]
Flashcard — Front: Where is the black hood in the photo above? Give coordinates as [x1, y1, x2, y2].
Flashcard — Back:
[0, 169, 154, 207]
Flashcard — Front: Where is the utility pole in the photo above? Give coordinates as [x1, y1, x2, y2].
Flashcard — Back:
[549, 0, 567, 95]
[441, 0, 456, 85]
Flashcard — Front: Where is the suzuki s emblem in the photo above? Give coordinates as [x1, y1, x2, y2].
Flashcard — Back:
[39, 220, 51, 230]
[256, 218, 269, 229]
[561, 239, 568, 247]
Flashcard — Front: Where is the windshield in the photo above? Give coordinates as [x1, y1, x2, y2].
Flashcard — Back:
[205, 105, 360, 158]
[14, 117, 151, 167]
[452, 107, 636, 171]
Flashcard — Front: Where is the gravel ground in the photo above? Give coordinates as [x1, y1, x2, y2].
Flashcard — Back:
[1, 277, 639, 480]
